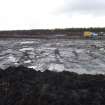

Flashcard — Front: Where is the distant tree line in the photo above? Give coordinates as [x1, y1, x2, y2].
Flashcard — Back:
[0, 27, 105, 37]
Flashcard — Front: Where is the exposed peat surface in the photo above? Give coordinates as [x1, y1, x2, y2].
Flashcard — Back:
[0, 38, 105, 104]
[1, 66, 105, 105]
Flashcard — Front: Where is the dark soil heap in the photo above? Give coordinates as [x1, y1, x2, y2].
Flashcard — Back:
[0, 66, 105, 105]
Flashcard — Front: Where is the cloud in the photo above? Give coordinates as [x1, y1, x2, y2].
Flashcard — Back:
[0, 0, 104, 29]
[62, 0, 105, 16]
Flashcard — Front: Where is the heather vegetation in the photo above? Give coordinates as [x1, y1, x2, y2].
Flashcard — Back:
[0, 66, 105, 105]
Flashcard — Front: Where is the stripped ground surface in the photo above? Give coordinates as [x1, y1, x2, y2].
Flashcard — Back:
[0, 38, 105, 74]
[1, 66, 105, 105]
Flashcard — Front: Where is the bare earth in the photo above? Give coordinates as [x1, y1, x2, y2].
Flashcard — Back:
[0, 38, 105, 74]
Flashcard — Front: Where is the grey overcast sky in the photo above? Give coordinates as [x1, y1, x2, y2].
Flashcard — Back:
[0, 0, 105, 30]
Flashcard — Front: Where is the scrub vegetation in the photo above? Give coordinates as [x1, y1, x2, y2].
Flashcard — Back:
[0, 28, 105, 38]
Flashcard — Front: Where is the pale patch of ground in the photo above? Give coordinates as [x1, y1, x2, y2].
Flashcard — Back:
[0, 38, 105, 74]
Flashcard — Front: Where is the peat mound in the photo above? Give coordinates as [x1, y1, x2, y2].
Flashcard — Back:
[0, 66, 105, 105]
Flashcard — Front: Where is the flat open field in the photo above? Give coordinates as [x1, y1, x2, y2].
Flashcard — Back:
[0, 38, 105, 74]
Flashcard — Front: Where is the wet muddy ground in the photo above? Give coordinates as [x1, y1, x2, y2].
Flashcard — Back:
[0, 38, 105, 74]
